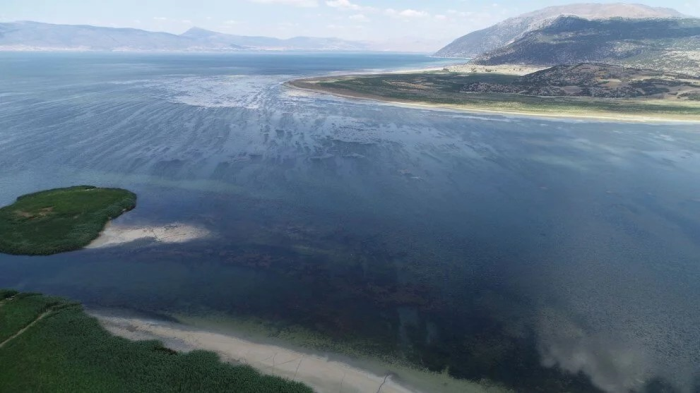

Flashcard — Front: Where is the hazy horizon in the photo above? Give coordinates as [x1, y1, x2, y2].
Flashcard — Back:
[2, 0, 699, 52]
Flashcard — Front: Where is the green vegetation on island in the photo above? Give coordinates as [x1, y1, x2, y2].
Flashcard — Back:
[0, 186, 136, 256]
[0, 289, 312, 393]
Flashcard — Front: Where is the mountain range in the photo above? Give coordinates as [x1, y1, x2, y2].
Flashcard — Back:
[3, 3, 700, 63]
[471, 17, 700, 75]
[435, 3, 687, 58]
[179, 27, 369, 51]
[434, 3, 700, 76]
[0, 21, 371, 52]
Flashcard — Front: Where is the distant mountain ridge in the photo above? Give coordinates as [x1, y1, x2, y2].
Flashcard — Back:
[0, 21, 201, 52]
[180, 27, 368, 51]
[0, 21, 370, 52]
[435, 3, 687, 58]
[472, 17, 700, 75]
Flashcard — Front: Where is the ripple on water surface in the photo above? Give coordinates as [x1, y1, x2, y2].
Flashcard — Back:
[0, 53, 699, 393]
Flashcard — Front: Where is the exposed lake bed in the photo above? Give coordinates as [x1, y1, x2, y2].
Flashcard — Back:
[1, 53, 699, 392]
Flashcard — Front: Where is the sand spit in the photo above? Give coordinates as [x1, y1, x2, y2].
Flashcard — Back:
[93, 313, 419, 393]
[87, 223, 210, 249]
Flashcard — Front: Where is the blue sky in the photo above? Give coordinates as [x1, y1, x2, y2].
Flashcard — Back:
[2, 0, 699, 48]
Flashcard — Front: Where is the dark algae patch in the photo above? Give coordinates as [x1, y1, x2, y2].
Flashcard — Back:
[111, 219, 605, 393]
[0, 186, 136, 255]
[0, 289, 312, 393]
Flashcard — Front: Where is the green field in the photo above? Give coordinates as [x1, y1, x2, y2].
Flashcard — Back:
[291, 72, 700, 120]
[0, 289, 312, 393]
[0, 186, 137, 255]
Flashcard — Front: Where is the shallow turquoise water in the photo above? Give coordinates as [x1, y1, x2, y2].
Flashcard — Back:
[0, 52, 699, 392]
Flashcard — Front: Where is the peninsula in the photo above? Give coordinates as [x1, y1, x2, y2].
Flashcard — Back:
[288, 63, 700, 122]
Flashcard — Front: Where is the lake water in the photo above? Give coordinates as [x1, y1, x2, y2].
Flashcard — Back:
[0, 53, 699, 393]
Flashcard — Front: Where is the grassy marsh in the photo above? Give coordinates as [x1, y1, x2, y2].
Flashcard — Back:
[0, 290, 311, 393]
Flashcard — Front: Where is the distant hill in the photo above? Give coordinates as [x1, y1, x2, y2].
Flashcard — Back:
[0, 21, 204, 52]
[435, 3, 686, 58]
[180, 27, 368, 51]
[0, 21, 369, 52]
[471, 17, 700, 76]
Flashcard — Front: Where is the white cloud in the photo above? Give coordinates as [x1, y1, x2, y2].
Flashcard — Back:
[400, 9, 429, 18]
[348, 13, 369, 22]
[447, 9, 470, 17]
[326, 0, 359, 10]
[385, 9, 430, 19]
[277, 21, 300, 30]
[153, 17, 168, 21]
[247, 0, 318, 7]
[326, 0, 375, 12]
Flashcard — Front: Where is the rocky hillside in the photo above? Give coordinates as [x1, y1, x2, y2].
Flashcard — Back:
[435, 3, 685, 58]
[470, 17, 700, 76]
[461, 63, 700, 99]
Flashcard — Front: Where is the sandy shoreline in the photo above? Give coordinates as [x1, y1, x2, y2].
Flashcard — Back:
[91, 311, 506, 393]
[92, 312, 418, 393]
[87, 222, 211, 249]
[287, 77, 700, 124]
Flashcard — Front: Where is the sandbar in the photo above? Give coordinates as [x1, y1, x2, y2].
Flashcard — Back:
[87, 222, 210, 249]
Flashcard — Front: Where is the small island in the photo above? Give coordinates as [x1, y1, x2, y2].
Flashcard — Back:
[0, 289, 311, 393]
[0, 186, 137, 256]
[288, 63, 700, 122]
